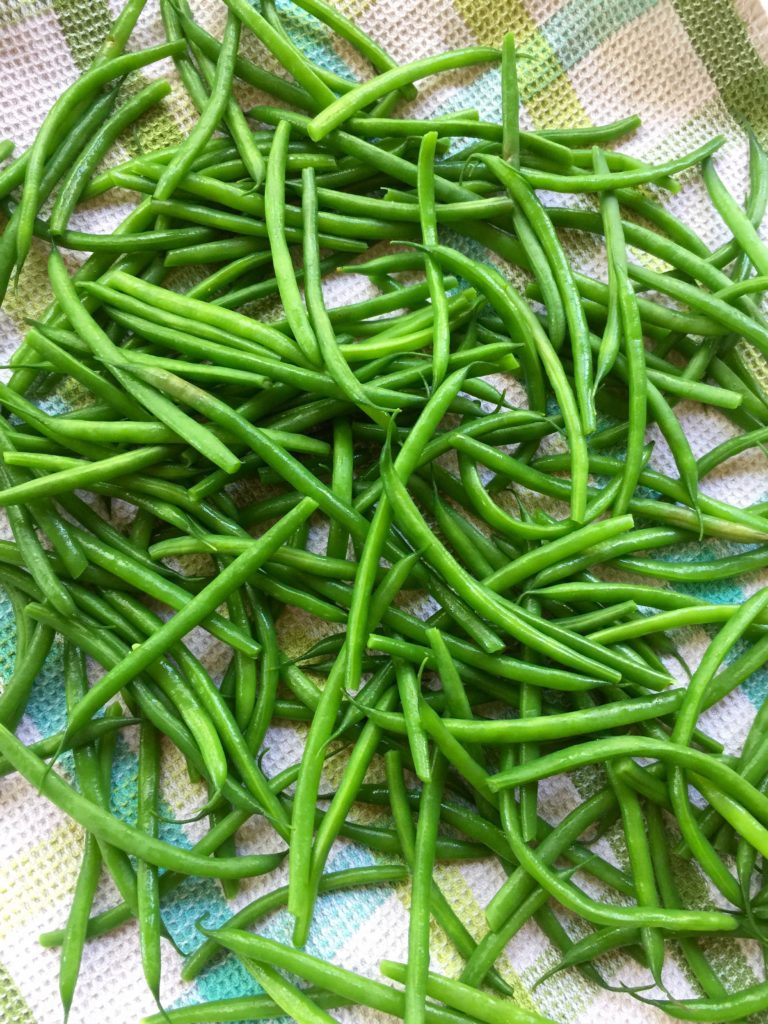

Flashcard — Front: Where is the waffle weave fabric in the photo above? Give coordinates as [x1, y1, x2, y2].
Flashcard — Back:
[1, 1, 768, 1022]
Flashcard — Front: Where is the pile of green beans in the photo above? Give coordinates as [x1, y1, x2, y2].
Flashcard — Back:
[2, 0, 768, 1022]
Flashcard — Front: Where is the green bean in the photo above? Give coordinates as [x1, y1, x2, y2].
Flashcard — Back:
[0, 716, 288, 879]
[589, 605, 767, 645]
[485, 155, 594, 432]
[59, 591, 285, 836]
[647, 802, 724, 1003]
[703, 157, 768, 277]
[424, 244, 590, 518]
[0, 84, 130, 301]
[417, 132, 450, 385]
[325, 421, 353, 560]
[7, 195, 154, 386]
[524, 136, 724, 192]
[383, 453, 623, 680]
[430, 491, 497, 577]
[199, 930, 476, 1024]
[245, 961, 338, 1023]
[594, 170, 646, 506]
[386, 748, 418, 865]
[265, 121, 321, 364]
[100, 269, 307, 363]
[171, 13, 305, 112]
[642, 367, 743, 409]
[302, 167, 385, 419]
[0, 147, 28, 200]
[48, 224, 219, 253]
[289, 0, 414, 96]
[425, 627, 478, 739]
[714, 274, 768, 301]
[50, 256, 242, 473]
[484, 786, 619, 933]
[102, 166, 382, 238]
[160, 13, 236, 205]
[184, 863, 406, 980]
[185, 250, 274, 301]
[503, 774, 733, 934]
[531, 581, 723, 615]
[0, 446, 175, 506]
[176, 4, 266, 189]
[19, 325, 144, 420]
[239, 0, 345, 107]
[533, 447, 768, 541]
[15, 42, 183, 275]
[630, 262, 768, 357]
[536, 114, 641, 145]
[165, 237, 268, 267]
[504, 204, 569, 350]
[290, 381, 470, 930]
[143, 991, 349, 1024]
[368, 689, 682, 744]
[0, 455, 75, 617]
[60, 491, 200, 579]
[534, 925, 643, 988]
[667, 589, 768, 899]
[48, 419, 176, 445]
[119, 349, 275, 390]
[42, 768, 302, 949]
[125, 356, 417, 513]
[283, 660, 328, 714]
[0, 613, 53, 730]
[49, 81, 171, 235]
[491, 514, 635, 590]
[265, 0, 361, 99]
[66, 649, 139, 917]
[128, 507, 155, 553]
[607, 762, 664, 982]
[306, 184, 511, 224]
[309, 277, 461, 332]
[58, 658, 104, 1022]
[557, 600, 638, 633]
[63, 500, 314, 744]
[307, 47, 500, 140]
[394, 659, 431, 785]
[544, 204, 764, 326]
[500, 33, 520, 165]
[381, 961, 555, 1024]
[59, 589, 230, 799]
[405, 752, 445, 1024]
[215, 254, 342, 310]
[13, 99, 131, 289]
[413, 701, 494, 809]
[290, 689, 399, 947]
[366, 630, 597, 692]
[95, 307, 342, 396]
[294, 382, 472, 933]
[645, 977, 768, 1021]
[252, 110, 525, 270]
[151, 539, 343, 575]
[136, 721, 162, 1004]
[555, 275, 715, 337]
[698, 425, 768, 478]
[159, 0, 211, 110]
[224, 586, 256, 732]
[489, 735, 767, 836]
[0, 431, 82, 584]
[614, 545, 768, 582]
[8, 10, 768, 1016]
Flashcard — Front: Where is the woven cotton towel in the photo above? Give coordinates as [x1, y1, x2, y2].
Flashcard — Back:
[1, 1, 768, 1022]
